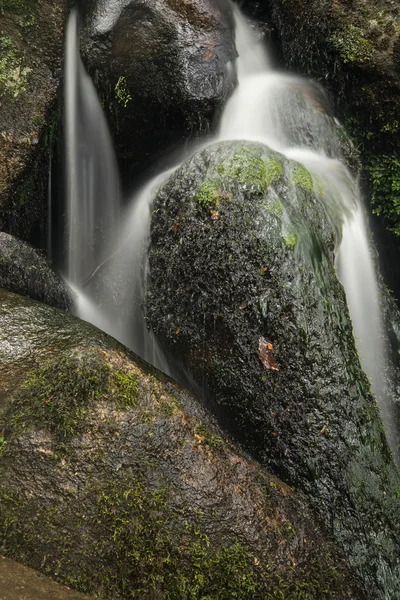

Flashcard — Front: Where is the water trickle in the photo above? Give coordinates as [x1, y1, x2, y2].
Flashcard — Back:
[64, 10, 120, 285]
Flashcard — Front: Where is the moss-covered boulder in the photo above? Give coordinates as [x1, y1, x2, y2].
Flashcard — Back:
[0, 289, 365, 599]
[79, 0, 236, 180]
[0, 232, 72, 309]
[0, 0, 66, 243]
[146, 140, 400, 599]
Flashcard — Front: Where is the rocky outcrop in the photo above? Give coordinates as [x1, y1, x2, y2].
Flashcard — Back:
[0, 0, 66, 243]
[79, 0, 236, 180]
[0, 290, 364, 599]
[146, 140, 400, 599]
[0, 232, 72, 310]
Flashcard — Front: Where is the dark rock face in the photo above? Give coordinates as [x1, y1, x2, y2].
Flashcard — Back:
[146, 140, 400, 599]
[0, 233, 72, 310]
[0, 0, 66, 243]
[79, 0, 236, 181]
[0, 290, 364, 599]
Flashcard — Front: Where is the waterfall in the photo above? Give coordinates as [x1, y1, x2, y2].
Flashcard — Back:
[64, 4, 398, 458]
[64, 10, 120, 285]
[222, 6, 398, 459]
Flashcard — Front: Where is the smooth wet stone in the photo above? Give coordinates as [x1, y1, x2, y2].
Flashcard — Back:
[0, 290, 364, 599]
[0, 233, 73, 310]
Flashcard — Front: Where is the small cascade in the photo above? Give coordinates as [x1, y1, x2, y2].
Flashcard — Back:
[219, 6, 399, 459]
[63, 4, 398, 457]
[77, 170, 173, 373]
[64, 10, 120, 285]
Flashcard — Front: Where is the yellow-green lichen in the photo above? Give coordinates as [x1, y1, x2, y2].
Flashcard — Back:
[0, 36, 31, 98]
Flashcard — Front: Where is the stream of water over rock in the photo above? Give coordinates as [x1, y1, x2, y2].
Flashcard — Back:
[64, 4, 399, 459]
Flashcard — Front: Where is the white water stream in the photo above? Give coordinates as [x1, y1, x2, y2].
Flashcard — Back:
[65, 5, 398, 457]
[65, 10, 120, 285]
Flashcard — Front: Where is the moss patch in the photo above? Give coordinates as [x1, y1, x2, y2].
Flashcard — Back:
[328, 25, 375, 64]
[10, 351, 140, 447]
[0, 36, 31, 98]
[292, 165, 314, 191]
[265, 158, 283, 186]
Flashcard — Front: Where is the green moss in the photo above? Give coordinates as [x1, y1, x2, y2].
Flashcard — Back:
[0, 480, 261, 600]
[197, 181, 221, 209]
[113, 369, 139, 409]
[284, 232, 298, 248]
[0, 36, 31, 98]
[264, 196, 284, 218]
[292, 166, 314, 191]
[265, 158, 283, 186]
[194, 421, 224, 450]
[9, 352, 141, 448]
[328, 25, 375, 64]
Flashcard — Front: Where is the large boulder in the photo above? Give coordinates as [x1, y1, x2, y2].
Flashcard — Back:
[146, 140, 400, 599]
[79, 0, 236, 180]
[0, 289, 364, 599]
[242, 0, 400, 297]
[0, 0, 66, 244]
[0, 232, 72, 310]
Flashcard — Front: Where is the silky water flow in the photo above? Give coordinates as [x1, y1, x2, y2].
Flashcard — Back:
[63, 5, 399, 459]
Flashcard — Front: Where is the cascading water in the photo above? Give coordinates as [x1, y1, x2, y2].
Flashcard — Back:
[65, 4, 398, 458]
[64, 10, 120, 285]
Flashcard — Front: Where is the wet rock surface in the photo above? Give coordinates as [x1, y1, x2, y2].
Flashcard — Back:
[147, 140, 400, 599]
[0, 0, 66, 243]
[79, 0, 236, 181]
[0, 232, 73, 310]
[0, 290, 364, 599]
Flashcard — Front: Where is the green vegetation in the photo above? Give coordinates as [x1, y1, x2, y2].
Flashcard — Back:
[284, 231, 297, 248]
[328, 24, 375, 63]
[366, 153, 400, 237]
[194, 421, 224, 449]
[0, 480, 260, 600]
[217, 147, 282, 190]
[197, 181, 221, 209]
[114, 76, 132, 107]
[0, 36, 31, 98]
[292, 165, 313, 191]
[265, 158, 283, 186]
[10, 352, 140, 448]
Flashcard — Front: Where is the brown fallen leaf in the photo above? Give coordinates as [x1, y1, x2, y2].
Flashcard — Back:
[176, 327, 181, 335]
[259, 336, 280, 371]
[172, 223, 179, 234]
[210, 210, 220, 221]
